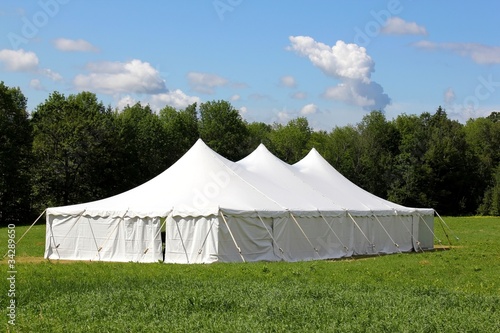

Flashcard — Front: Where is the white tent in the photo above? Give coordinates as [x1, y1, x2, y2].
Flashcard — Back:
[44, 139, 434, 263]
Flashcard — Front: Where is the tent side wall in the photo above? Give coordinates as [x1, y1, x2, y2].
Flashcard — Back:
[44, 213, 163, 262]
[416, 213, 435, 250]
[164, 214, 219, 264]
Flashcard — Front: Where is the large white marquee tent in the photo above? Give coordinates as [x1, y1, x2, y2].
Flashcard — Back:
[44, 139, 435, 263]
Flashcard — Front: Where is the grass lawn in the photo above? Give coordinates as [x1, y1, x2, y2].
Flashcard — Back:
[1, 217, 500, 332]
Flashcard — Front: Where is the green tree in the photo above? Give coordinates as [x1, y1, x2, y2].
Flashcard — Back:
[246, 122, 273, 153]
[268, 117, 311, 163]
[198, 100, 249, 160]
[466, 115, 500, 215]
[326, 125, 363, 185]
[0, 82, 32, 225]
[356, 110, 399, 198]
[31, 91, 119, 208]
[388, 113, 431, 208]
[478, 164, 500, 215]
[422, 107, 473, 214]
[159, 103, 199, 165]
[116, 103, 169, 189]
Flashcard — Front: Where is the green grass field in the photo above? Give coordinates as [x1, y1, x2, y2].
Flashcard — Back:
[1, 217, 500, 332]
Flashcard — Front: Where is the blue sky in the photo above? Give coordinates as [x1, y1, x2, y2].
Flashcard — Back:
[1, 0, 499, 129]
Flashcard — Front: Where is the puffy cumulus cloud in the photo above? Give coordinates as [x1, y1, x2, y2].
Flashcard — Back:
[288, 36, 390, 110]
[300, 103, 318, 115]
[444, 87, 456, 104]
[187, 71, 228, 94]
[0, 48, 62, 81]
[412, 41, 500, 65]
[323, 79, 390, 110]
[116, 95, 138, 110]
[149, 89, 200, 110]
[53, 38, 99, 52]
[74, 59, 166, 94]
[381, 17, 427, 35]
[288, 36, 374, 83]
[0, 48, 38, 71]
[280, 75, 297, 88]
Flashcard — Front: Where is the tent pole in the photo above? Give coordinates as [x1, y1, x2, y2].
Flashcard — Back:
[347, 211, 379, 255]
[219, 210, 246, 263]
[2, 209, 46, 259]
[289, 212, 321, 259]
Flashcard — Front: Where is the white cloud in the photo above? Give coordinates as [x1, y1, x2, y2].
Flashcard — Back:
[288, 36, 390, 110]
[381, 17, 427, 35]
[0, 49, 38, 71]
[187, 71, 228, 94]
[30, 79, 43, 90]
[280, 75, 297, 88]
[116, 95, 138, 110]
[291, 91, 307, 100]
[39, 68, 63, 81]
[300, 103, 318, 115]
[249, 93, 273, 101]
[0, 48, 62, 81]
[239, 106, 248, 115]
[444, 87, 456, 104]
[53, 38, 99, 52]
[149, 89, 200, 110]
[412, 41, 500, 64]
[323, 79, 390, 110]
[74, 59, 166, 94]
[277, 111, 291, 123]
[230, 94, 241, 101]
[288, 36, 374, 83]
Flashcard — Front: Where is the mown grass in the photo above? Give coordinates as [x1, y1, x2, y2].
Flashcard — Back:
[1, 217, 500, 332]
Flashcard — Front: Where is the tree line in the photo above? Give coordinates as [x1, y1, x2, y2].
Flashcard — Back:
[1, 82, 499, 225]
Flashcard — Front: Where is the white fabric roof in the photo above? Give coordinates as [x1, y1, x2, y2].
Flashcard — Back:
[236, 144, 344, 215]
[293, 148, 433, 216]
[47, 139, 286, 218]
[47, 139, 432, 219]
